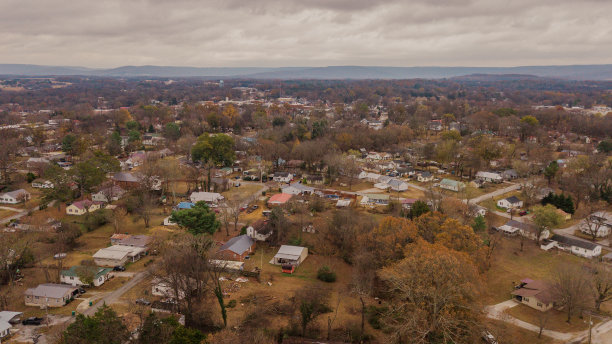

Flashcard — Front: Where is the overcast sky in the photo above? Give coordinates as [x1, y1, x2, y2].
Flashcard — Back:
[1, 0, 611, 68]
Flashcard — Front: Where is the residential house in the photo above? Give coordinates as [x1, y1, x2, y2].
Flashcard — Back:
[387, 179, 409, 192]
[541, 234, 602, 258]
[366, 152, 383, 161]
[268, 193, 293, 206]
[66, 200, 101, 216]
[397, 166, 415, 177]
[273, 172, 293, 183]
[401, 198, 417, 209]
[142, 134, 165, 146]
[110, 234, 150, 248]
[373, 181, 390, 190]
[502, 169, 519, 180]
[438, 178, 465, 192]
[580, 212, 611, 238]
[417, 172, 433, 182]
[359, 171, 383, 183]
[174, 201, 195, 210]
[24, 283, 78, 308]
[511, 278, 554, 311]
[93, 245, 148, 267]
[270, 245, 308, 266]
[336, 199, 352, 208]
[476, 171, 503, 183]
[0, 311, 22, 340]
[246, 220, 273, 241]
[151, 277, 195, 300]
[497, 196, 523, 209]
[31, 179, 54, 189]
[0, 189, 31, 204]
[190, 192, 224, 205]
[498, 219, 548, 240]
[360, 194, 390, 206]
[125, 151, 146, 168]
[60, 266, 113, 287]
[112, 172, 141, 189]
[282, 183, 314, 196]
[305, 175, 324, 185]
[26, 157, 50, 169]
[428, 120, 443, 131]
[91, 185, 126, 203]
[216, 235, 255, 261]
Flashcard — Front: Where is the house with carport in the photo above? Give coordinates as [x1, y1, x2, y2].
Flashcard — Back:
[24, 283, 78, 308]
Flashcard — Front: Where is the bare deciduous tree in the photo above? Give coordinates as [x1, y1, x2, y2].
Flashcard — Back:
[552, 264, 593, 323]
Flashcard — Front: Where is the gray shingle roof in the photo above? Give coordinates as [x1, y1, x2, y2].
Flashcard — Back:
[218, 235, 254, 255]
[550, 234, 599, 251]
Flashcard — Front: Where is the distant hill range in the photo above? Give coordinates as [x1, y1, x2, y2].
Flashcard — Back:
[1, 64, 612, 80]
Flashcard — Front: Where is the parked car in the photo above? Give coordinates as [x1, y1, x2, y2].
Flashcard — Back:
[519, 210, 528, 216]
[135, 298, 151, 306]
[113, 266, 126, 272]
[78, 287, 86, 294]
[22, 317, 44, 326]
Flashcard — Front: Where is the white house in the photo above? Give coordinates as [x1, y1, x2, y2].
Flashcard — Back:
[32, 179, 54, 189]
[189, 192, 224, 205]
[92, 186, 126, 203]
[60, 266, 113, 287]
[282, 183, 314, 196]
[66, 200, 101, 216]
[498, 219, 548, 241]
[270, 245, 308, 266]
[360, 194, 390, 206]
[0, 311, 22, 340]
[358, 171, 380, 182]
[93, 245, 147, 267]
[0, 189, 31, 204]
[387, 179, 409, 192]
[151, 277, 192, 300]
[580, 212, 611, 238]
[246, 220, 273, 241]
[273, 172, 293, 183]
[541, 234, 602, 258]
[438, 178, 465, 192]
[497, 196, 523, 209]
[475, 171, 503, 183]
[417, 172, 433, 182]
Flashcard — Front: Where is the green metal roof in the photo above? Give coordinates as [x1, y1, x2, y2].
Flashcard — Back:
[61, 266, 112, 279]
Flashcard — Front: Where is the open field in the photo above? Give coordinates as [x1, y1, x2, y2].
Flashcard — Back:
[0, 208, 20, 219]
[482, 235, 586, 305]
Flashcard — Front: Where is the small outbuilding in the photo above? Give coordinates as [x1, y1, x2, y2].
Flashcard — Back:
[270, 245, 308, 266]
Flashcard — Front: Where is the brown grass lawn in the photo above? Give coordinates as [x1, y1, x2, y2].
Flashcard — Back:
[222, 183, 263, 202]
[482, 235, 585, 305]
[506, 305, 596, 333]
[229, 247, 372, 339]
[0, 208, 19, 219]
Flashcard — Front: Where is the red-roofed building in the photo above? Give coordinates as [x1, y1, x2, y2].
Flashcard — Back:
[267, 193, 293, 206]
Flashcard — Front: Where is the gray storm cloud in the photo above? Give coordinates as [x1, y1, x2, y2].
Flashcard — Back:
[0, 0, 610, 67]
